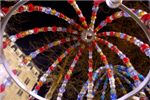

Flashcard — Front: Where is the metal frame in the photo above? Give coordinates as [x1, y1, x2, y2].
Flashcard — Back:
[119, 4, 150, 42]
[0, 0, 149, 100]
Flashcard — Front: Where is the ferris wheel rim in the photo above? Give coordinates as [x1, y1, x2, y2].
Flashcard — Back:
[0, 1, 47, 100]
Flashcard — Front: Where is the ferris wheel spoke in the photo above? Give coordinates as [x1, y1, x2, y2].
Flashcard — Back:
[19, 37, 80, 66]
[67, 0, 88, 29]
[98, 31, 150, 58]
[100, 77, 108, 100]
[57, 45, 84, 100]
[116, 65, 136, 79]
[78, 67, 105, 100]
[116, 65, 147, 81]
[2, 4, 84, 31]
[45, 49, 74, 99]
[97, 38, 140, 85]
[116, 65, 150, 92]
[116, 70, 135, 89]
[7, 26, 80, 43]
[89, 0, 104, 30]
[93, 41, 117, 100]
[118, 68, 150, 95]
[86, 45, 94, 99]
[94, 9, 148, 33]
[93, 73, 106, 95]
[115, 74, 127, 95]
[29, 43, 80, 99]
[116, 69, 148, 99]
[97, 38, 148, 99]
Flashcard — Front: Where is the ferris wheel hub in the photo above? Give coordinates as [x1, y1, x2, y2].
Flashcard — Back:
[81, 29, 96, 43]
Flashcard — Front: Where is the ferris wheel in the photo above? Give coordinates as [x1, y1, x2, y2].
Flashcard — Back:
[0, 0, 150, 100]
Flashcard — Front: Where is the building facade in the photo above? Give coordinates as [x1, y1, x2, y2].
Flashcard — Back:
[0, 36, 40, 100]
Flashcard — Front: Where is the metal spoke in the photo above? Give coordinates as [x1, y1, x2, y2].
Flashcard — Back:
[57, 45, 84, 99]
[67, 0, 88, 29]
[98, 31, 150, 58]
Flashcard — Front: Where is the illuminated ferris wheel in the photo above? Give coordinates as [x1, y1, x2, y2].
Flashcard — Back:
[0, 0, 150, 100]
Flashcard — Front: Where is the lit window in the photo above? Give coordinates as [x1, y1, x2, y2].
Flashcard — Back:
[24, 77, 30, 85]
[11, 45, 17, 51]
[17, 89, 23, 96]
